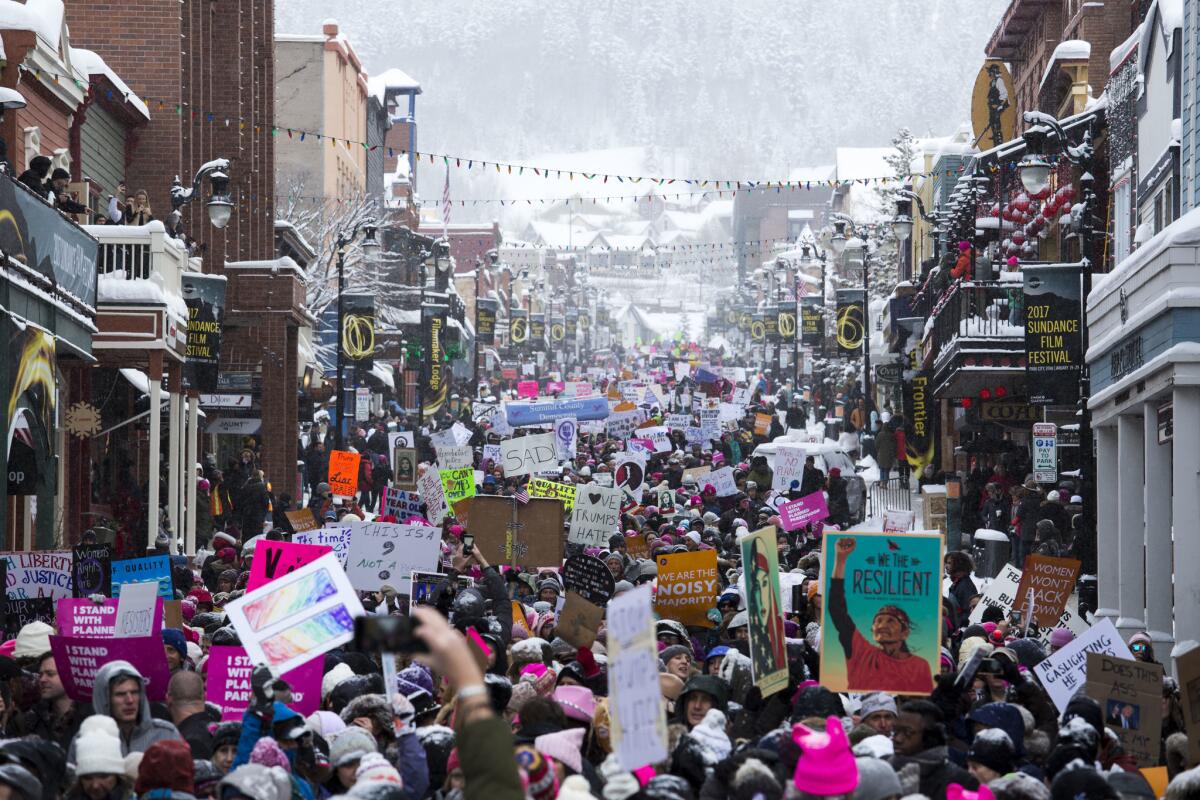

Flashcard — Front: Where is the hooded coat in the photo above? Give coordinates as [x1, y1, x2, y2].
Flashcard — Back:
[67, 660, 183, 762]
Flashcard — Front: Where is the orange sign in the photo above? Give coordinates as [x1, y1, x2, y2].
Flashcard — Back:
[754, 413, 772, 436]
[654, 550, 718, 628]
[328, 450, 361, 498]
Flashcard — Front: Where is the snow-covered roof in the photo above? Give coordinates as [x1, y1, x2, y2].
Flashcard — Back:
[789, 164, 836, 183]
[1090, 204, 1200, 306]
[370, 362, 395, 389]
[368, 68, 421, 102]
[70, 47, 149, 119]
[835, 147, 893, 182]
[0, 0, 64, 51]
[1138, 0, 1183, 82]
[1040, 40, 1091, 92]
[275, 33, 326, 43]
[97, 270, 188, 321]
[1111, 23, 1143, 72]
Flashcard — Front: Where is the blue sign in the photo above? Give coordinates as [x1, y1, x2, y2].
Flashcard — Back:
[505, 396, 611, 426]
[111, 555, 174, 599]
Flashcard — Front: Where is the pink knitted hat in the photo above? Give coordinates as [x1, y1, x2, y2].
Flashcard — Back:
[947, 784, 994, 800]
[791, 717, 858, 795]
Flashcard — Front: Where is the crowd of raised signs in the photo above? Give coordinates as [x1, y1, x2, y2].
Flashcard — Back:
[0, 354, 1196, 800]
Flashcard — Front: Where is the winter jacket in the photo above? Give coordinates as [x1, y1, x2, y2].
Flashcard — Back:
[233, 703, 316, 800]
[67, 660, 183, 761]
[981, 496, 1011, 532]
[889, 746, 978, 799]
[799, 466, 825, 497]
[236, 478, 271, 532]
[455, 715, 523, 800]
[390, 730, 431, 800]
[875, 429, 897, 470]
[15, 697, 88, 751]
[1014, 494, 1041, 543]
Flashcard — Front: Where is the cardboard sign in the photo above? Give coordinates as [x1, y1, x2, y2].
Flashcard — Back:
[284, 508, 321, 533]
[654, 550, 718, 629]
[344, 522, 442, 594]
[115, 581, 160, 638]
[561, 554, 616, 605]
[882, 509, 916, 533]
[1175, 645, 1200, 766]
[225, 552, 365, 674]
[436, 445, 474, 470]
[50, 634, 171, 702]
[554, 417, 578, 461]
[1085, 653, 1163, 767]
[417, 469, 449, 525]
[500, 433, 558, 478]
[111, 555, 173, 599]
[614, 454, 647, 503]
[606, 410, 641, 441]
[1014, 555, 1081, 627]
[1032, 618, 1134, 712]
[740, 527, 789, 696]
[819, 531, 944, 695]
[1, 551, 73, 600]
[528, 478, 576, 511]
[247, 540, 332, 591]
[570, 484, 623, 547]
[293, 525, 352, 567]
[472, 496, 564, 569]
[778, 491, 830, 532]
[440, 467, 476, 505]
[624, 532, 650, 560]
[71, 545, 111, 598]
[5, 597, 55, 637]
[607, 584, 669, 771]
[558, 590, 604, 648]
[328, 450, 361, 498]
[206, 645, 322, 721]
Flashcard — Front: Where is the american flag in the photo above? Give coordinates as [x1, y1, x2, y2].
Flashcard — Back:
[442, 164, 451, 238]
[514, 485, 529, 505]
[796, 276, 808, 298]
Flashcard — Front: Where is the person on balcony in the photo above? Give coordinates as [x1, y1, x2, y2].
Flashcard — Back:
[50, 169, 88, 215]
[18, 155, 51, 199]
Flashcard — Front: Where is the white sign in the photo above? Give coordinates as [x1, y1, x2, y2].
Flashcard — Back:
[969, 563, 1023, 624]
[450, 422, 473, 446]
[570, 484, 624, 547]
[554, 417, 578, 462]
[614, 453, 648, 503]
[293, 525, 353, 567]
[666, 414, 692, 430]
[482, 444, 502, 467]
[771, 446, 806, 493]
[882, 509, 916, 533]
[437, 445, 474, 470]
[704, 466, 738, 497]
[344, 522, 442, 594]
[418, 469, 449, 525]
[114, 581, 159, 638]
[225, 553, 365, 675]
[429, 429, 457, 449]
[1031, 618, 1133, 712]
[198, 394, 252, 408]
[1033, 422, 1057, 484]
[638, 425, 672, 453]
[607, 584, 669, 770]
[606, 410, 641, 440]
[355, 388, 371, 422]
[699, 408, 721, 439]
[500, 433, 559, 478]
[205, 418, 262, 435]
[388, 431, 414, 450]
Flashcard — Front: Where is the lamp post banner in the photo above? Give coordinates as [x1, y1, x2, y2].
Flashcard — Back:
[476, 298, 498, 346]
[1024, 265, 1082, 406]
[801, 297, 824, 346]
[181, 273, 227, 392]
[423, 304, 449, 418]
[341, 293, 376, 369]
[836, 290, 866, 356]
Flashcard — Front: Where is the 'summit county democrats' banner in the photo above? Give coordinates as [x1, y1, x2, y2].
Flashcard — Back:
[820, 531, 943, 695]
[1024, 265, 1082, 406]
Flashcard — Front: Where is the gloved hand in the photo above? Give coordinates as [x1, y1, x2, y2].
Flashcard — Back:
[250, 666, 276, 721]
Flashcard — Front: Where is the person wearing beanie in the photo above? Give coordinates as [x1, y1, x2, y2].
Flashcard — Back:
[948, 785, 997, 800]
[0, 764, 43, 800]
[218, 764, 291, 800]
[12, 622, 53, 664]
[853, 756, 901, 800]
[68, 661, 182, 762]
[325, 727, 377, 792]
[134, 740, 194, 799]
[1128, 631, 1157, 664]
[161, 629, 189, 673]
[967, 728, 1015, 783]
[210, 723, 241, 775]
[353, 752, 403, 787]
[321, 662, 355, 707]
[792, 717, 858, 797]
[191, 761, 221, 800]
[68, 716, 129, 800]
[659, 645, 695, 681]
[858, 693, 898, 736]
[1048, 628, 1075, 654]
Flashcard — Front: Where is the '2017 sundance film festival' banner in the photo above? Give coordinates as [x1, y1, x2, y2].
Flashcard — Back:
[181, 273, 227, 393]
[820, 531, 943, 694]
[801, 297, 824, 347]
[740, 527, 789, 696]
[1024, 265, 1082, 405]
[836, 289, 866, 356]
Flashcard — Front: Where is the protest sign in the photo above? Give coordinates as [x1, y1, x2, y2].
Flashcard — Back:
[562, 554, 616, 605]
[500, 433, 558, 478]
[247, 540, 331, 591]
[225, 552, 365, 674]
[450, 422, 472, 446]
[666, 414, 692, 430]
[439, 467, 476, 505]
[293, 525, 352, 567]
[5, 597, 54, 637]
[654, 550, 719, 629]
[505, 396, 611, 426]
[517, 380, 539, 399]
[436, 445, 474, 470]
[472, 496, 564, 569]
[382, 488, 424, 520]
[392, 446, 418, 491]
[627, 438, 655, 456]
[111, 555, 173, 599]
[1015, 555, 1081, 627]
[1032, 618, 1134, 712]
[771, 447, 806, 493]
[284, 509, 321, 533]
[50, 634, 171, 702]
[570, 485, 623, 547]
[606, 410, 641, 441]
[482, 444, 502, 467]
[754, 413, 772, 436]
[429, 430, 457, 450]
[607, 584, 669, 771]
[554, 417, 578, 461]
[704, 466, 738, 497]
[970, 563, 1023, 624]
[1, 551, 72, 600]
[206, 645, 322, 721]
[778, 491, 829, 532]
[418, 468, 449, 525]
[344, 522, 442, 594]
[71, 545, 111, 598]
[699, 408, 721, 438]
[1085, 653, 1163, 767]
[882, 509, 916, 533]
[327, 450, 361, 498]
[819, 531, 943, 694]
[558, 591, 604, 648]
[1175, 645, 1200, 765]
[57, 597, 164, 637]
[740, 527, 789, 696]
[115, 581, 160, 637]
[528, 478, 576, 511]
[409, 571, 474, 606]
[614, 453, 648, 502]
[681, 467, 711, 485]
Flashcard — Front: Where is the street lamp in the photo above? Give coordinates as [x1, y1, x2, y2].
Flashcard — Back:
[828, 220, 848, 257]
[333, 218, 380, 449]
[169, 158, 234, 235]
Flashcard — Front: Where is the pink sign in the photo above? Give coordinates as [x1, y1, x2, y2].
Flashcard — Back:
[517, 380, 539, 399]
[205, 645, 322, 721]
[50, 634, 172, 702]
[247, 540, 332, 590]
[575, 383, 593, 397]
[56, 598, 163, 637]
[778, 491, 830, 532]
[546, 381, 565, 395]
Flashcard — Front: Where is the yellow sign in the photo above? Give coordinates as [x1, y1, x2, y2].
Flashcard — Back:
[971, 60, 1016, 150]
[528, 478, 576, 511]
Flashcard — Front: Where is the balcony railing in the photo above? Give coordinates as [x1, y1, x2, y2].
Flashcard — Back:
[84, 221, 200, 301]
[929, 279, 1024, 364]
